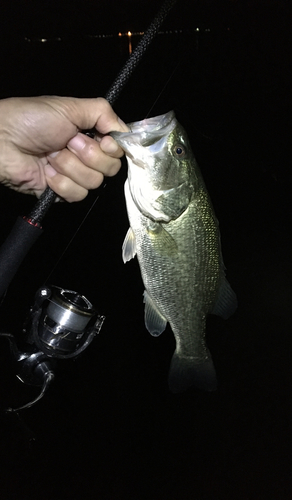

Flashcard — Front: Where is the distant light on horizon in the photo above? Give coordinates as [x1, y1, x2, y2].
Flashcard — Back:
[127, 31, 132, 54]
[23, 28, 212, 45]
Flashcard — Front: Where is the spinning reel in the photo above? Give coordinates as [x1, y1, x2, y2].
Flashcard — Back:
[2, 285, 104, 411]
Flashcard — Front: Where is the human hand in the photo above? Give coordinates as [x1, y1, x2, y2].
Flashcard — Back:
[0, 96, 128, 202]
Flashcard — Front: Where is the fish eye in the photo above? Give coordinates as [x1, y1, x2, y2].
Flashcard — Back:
[173, 144, 186, 158]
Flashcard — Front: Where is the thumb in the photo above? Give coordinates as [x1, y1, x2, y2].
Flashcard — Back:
[52, 96, 129, 135]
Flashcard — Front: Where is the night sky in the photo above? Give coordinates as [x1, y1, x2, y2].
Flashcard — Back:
[1, 0, 291, 37]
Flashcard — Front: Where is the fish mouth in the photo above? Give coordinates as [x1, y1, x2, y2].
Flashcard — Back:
[126, 110, 176, 142]
[110, 110, 176, 153]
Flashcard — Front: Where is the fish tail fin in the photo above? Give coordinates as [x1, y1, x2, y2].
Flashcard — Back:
[168, 352, 217, 393]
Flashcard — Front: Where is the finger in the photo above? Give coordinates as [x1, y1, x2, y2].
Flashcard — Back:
[66, 133, 123, 176]
[94, 99, 129, 134]
[44, 164, 89, 202]
[47, 148, 106, 190]
[53, 97, 129, 135]
[99, 135, 125, 158]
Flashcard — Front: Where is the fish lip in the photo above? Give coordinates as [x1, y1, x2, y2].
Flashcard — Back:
[127, 110, 176, 138]
[110, 110, 176, 148]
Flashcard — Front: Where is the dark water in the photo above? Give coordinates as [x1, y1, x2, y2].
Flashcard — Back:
[0, 30, 291, 499]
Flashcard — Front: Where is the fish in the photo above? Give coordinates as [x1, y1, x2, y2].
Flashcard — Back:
[111, 111, 237, 393]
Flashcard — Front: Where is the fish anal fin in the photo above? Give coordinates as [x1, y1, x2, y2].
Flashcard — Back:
[122, 227, 136, 263]
[168, 352, 217, 393]
[211, 278, 238, 320]
[143, 291, 167, 337]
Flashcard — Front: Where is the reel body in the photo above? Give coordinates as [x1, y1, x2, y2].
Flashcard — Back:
[3, 285, 105, 410]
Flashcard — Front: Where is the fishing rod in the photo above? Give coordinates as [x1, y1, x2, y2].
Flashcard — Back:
[29, 0, 178, 221]
[0, 0, 178, 411]
[0, 0, 177, 300]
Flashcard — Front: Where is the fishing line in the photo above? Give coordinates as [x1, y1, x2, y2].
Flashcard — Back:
[28, 0, 178, 227]
[47, 60, 181, 282]
[144, 60, 182, 119]
[44, 183, 107, 284]
[29, 0, 178, 282]
[50, 57, 182, 281]
[0, 0, 179, 300]
[45, 44, 182, 282]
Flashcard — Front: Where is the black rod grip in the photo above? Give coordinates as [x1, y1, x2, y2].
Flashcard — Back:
[0, 217, 43, 298]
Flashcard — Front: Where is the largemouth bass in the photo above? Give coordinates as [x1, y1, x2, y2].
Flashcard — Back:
[111, 111, 237, 393]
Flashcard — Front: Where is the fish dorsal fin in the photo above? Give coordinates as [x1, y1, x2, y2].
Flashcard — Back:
[211, 278, 238, 320]
[143, 291, 167, 336]
[122, 227, 136, 263]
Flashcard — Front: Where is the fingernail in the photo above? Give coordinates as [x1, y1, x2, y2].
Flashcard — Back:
[67, 134, 86, 153]
[102, 140, 119, 154]
[45, 164, 57, 178]
[48, 151, 60, 158]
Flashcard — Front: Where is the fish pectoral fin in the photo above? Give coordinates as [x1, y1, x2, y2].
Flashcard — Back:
[147, 222, 178, 256]
[122, 227, 137, 263]
[211, 278, 238, 320]
[143, 291, 167, 337]
[168, 352, 217, 393]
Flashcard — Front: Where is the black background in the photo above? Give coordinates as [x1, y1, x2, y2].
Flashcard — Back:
[0, 1, 291, 498]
